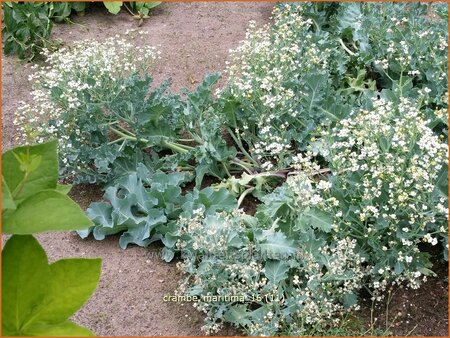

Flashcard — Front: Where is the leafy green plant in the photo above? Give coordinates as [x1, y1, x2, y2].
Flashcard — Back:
[2, 1, 161, 60]
[14, 36, 161, 183]
[218, 1, 448, 175]
[1, 1, 91, 60]
[2, 141, 92, 233]
[104, 1, 161, 25]
[79, 170, 237, 259]
[174, 3, 448, 335]
[16, 39, 241, 187]
[103, 1, 123, 14]
[176, 210, 365, 335]
[128, 2, 161, 16]
[2, 141, 101, 336]
[2, 1, 56, 60]
[330, 2, 448, 138]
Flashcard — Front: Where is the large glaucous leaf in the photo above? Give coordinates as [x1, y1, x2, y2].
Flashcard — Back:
[80, 171, 189, 249]
[264, 260, 290, 285]
[257, 231, 297, 258]
[223, 305, 252, 327]
[81, 172, 237, 254]
[296, 208, 333, 233]
[182, 187, 237, 217]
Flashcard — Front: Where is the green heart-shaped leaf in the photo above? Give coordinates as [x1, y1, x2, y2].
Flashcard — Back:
[3, 190, 93, 234]
[2, 235, 101, 336]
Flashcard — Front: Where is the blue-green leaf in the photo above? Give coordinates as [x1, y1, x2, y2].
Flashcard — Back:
[258, 231, 297, 258]
[264, 260, 290, 285]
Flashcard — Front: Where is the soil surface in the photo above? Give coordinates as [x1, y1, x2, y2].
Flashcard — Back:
[357, 245, 448, 336]
[1, 1, 448, 337]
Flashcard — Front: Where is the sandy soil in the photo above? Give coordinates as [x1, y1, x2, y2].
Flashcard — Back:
[1, 2, 273, 335]
[1, 1, 448, 337]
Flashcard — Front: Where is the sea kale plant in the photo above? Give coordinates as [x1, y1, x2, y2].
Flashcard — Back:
[330, 2, 449, 138]
[13, 33, 161, 183]
[286, 96, 448, 288]
[14, 36, 241, 186]
[176, 209, 366, 335]
[79, 169, 237, 260]
[218, 5, 348, 172]
[173, 97, 448, 335]
[217, 2, 448, 175]
[172, 2, 448, 335]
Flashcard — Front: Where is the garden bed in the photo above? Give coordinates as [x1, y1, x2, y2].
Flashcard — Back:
[2, 2, 448, 336]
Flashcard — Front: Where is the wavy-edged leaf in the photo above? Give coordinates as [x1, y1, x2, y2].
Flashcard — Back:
[161, 247, 175, 262]
[258, 231, 297, 258]
[86, 202, 114, 229]
[183, 187, 237, 217]
[223, 304, 251, 327]
[118, 209, 167, 249]
[297, 208, 333, 233]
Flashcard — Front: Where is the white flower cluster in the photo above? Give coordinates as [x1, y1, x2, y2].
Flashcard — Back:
[374, 12, 448, 85]
[176, 209, 367, 335]
[13, 33, 160, 175]
[177, 209, 247, 254]
[287, 97, 448, 291]
[280, 238, 366, 336]
[327, 97, 447, 225]
[223, 5, 335, 170]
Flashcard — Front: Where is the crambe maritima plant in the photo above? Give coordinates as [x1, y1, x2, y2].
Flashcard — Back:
[265, 96, 448, 294]
[218, 4, 348, 172]
[176, 209, 366, 336]
[218, 2, 448, 176]
[177, 96, 448, 335]
[13, 33, 161, 183]
[320, 97, 448, 290]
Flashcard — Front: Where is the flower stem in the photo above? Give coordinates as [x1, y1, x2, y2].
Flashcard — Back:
[237, 187, 255, 208]
[339, 38, 356, 56]
[226, 127, 259, 167]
